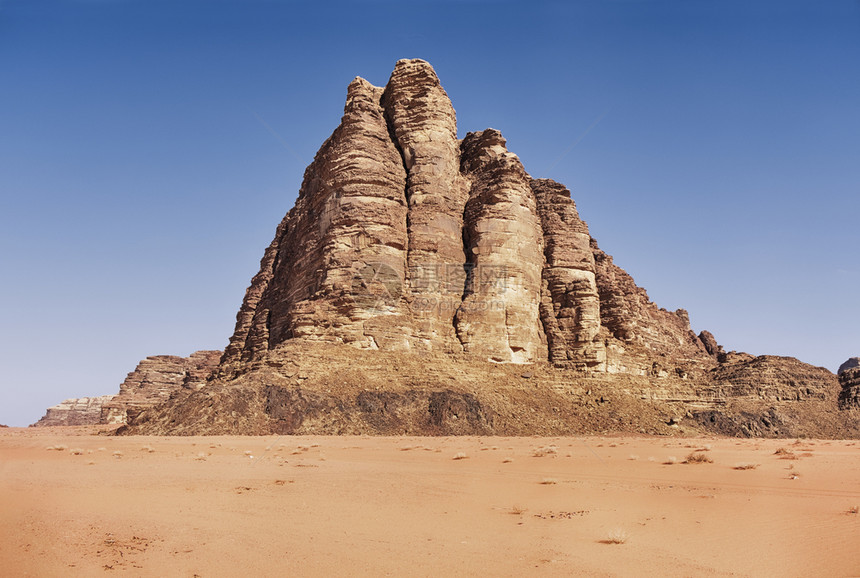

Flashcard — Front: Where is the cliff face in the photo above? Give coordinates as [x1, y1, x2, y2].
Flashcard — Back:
[101, 351, 220, 424]
[31, 396, 115, 427]
[115, 59, 853, 437]
[838, 358, 860, 409]
[219, 59, 714, 375]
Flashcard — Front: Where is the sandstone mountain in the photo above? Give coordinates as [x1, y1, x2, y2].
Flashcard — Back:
[100, 351, 221, 424]
[104, 59, 855, 437]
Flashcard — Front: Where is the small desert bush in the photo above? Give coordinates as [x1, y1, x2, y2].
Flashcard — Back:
[452, 452, 468, 460]
[847, 506, 858, 515]
[502, 457, 514, 463]
[604, 529, 628, 544]
[684, 452, 713, 464]
[509, 505, 526, 515]
[532, 445, 558, 457]
[540, 478, 558, 485]
[112, 451, 123, 458]
[69, 448, 84, 456]
[733, 463, 759, 470]
[663, 456, 678, 465]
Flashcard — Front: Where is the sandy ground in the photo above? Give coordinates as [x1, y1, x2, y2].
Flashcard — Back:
[1, 428, 858, 577]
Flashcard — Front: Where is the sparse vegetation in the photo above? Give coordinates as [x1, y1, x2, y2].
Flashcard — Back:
[684, 452, 713, 464]
[69, 448, 84, 455]
[509, 505, 526, 515]
[733, 463, 759, 470]
[502, 457, 514, 463]
[663, 456, 678, 465]
[452, 452, 468, 460]
[112, 451, 123, 458]
[540, 478, 558, 485]
[532, 445, 558, 457]
[603, 529, 628, 544]
[847, 506, 858, 515]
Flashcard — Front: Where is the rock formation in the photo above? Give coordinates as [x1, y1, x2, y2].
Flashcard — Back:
[32, 396, 116, 427]
[112, 59, 855, 438]
[838, 357, 860, 409]
[101, 350, 220, 424]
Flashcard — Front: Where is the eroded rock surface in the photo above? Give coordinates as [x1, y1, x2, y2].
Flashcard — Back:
[113, 59, 854, 437]
[838, 358, 860, 409]
[32, 396, 115, 427]
[101, 350, 220, 424]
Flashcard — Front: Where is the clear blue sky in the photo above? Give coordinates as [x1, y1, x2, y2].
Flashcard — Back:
[1, 0, 858, 426]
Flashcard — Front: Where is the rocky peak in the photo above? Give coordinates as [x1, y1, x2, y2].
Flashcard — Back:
[114, 59, 855, 437]
[219, 59, 713, 374]
[838, 357, 860, 409]
[838, 357, 860, 374]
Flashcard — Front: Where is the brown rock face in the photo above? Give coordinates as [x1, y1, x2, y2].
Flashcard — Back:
[838, 358, 860, 408]
[456, 130, 545, 363]
[31, 396, 115, 427]
[101, 350, 220, 424]
[532, 178, 604, 369]
[218, 58, 714, 371]
[709, 354, 837, 402]
[115, 59, 853, 437]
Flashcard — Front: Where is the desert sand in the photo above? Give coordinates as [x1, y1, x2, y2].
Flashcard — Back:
[1, 428, 858, 577]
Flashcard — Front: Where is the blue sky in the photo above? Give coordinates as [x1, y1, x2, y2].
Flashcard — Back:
[1, 0, 858, 426]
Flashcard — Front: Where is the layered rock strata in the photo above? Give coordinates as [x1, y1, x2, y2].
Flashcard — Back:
[31, 395, 115, 427]
[101, 350, 220, 424]
[114, 59, 853, 437]
[838, 357, 860, 408]
[219, 58, 715, 375]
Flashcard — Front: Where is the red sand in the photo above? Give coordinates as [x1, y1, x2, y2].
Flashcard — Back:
[1, 428, 858, 576]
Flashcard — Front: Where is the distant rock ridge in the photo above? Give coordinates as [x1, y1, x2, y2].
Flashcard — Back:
[101, 59, 855, 437]
[32, 395, 116, 427]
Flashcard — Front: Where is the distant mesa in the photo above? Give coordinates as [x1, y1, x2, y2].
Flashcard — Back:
[34, 60, 859, 437]
[32, 396, 116, 427]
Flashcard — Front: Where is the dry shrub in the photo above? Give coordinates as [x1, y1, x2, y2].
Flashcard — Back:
[532, 445, 558, 457]
[452, 452, 468, 460]
[510, 505, 526, 515]
[663, 456, 678, 465]
[684, 452, 713, 464]
[733, 463, 759, 470]
[69, 448, 84, 456]
[540, 478, 558, 485]
[603, 529, 628, 544]
[502, 457, 514, 463]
